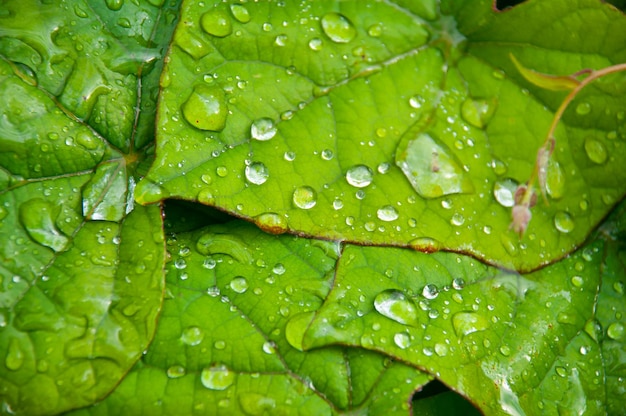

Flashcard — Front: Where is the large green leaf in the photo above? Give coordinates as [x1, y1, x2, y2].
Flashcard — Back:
[291, 202, 626, 415]
[136, 0, 626, 271]
[67, 221, 431, 415]
[0, 0, 178, 413]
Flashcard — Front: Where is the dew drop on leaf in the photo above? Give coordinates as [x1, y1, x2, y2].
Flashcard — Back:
[250, 117, 277, 141]
[575, 102, 591, 116]
[393, 332, 411, 349]
[201, 9, 233, 38]
[181, 326, 204, 346]
[5, 339, 25, 371]
[460, 98, 496, 129]
[607, 323, 624, 341]
[308, 37, 323, 51]
[254, 212, 288, 234]
[422, 284, 439, 299]
[396, 133, 473, 198]
[167, 365, 186, 379]
[376, 205, 399, 222]
[105, 0, 123, 11]
[229, 4, 250, 23]
[320, 12, 356, 43]
[201, 364, 235, 390]
[367, 23, 383, 37]
[584, 137, 608, 164]
[19, 198, 69, 252]
[285, 311, 316, 351]
[345, 165, 373, 188]
[554, 211, 574, 233]
[230, 276, 248, 293]
[239, 393, 276, 414]
[245, 162, 269, 185]
[292, 186, 317, 209]
[452, 312, 489, 338]
[181, 85, 228, 131]
[545, 160, 565, 200]
[373, 289, 417, 326]
[493, 178, 518, 207]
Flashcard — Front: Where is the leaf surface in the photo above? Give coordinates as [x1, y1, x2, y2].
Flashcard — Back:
[0, 0, 178, 413]
[137, 0, 626, 271]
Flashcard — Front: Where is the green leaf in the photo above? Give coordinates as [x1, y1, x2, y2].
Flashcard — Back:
[136, 0, 626, 271]
[66, 221, 431, 415]
[0, 0, 178, 413]
[292, 222, 626, 414]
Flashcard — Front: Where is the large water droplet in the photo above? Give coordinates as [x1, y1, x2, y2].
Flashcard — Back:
[229, 4, 251, 23]
[607, 322, 624, 340]
[181, 326, 204, 346]
[545, 160, 565, 200]
[377, 205, 399, 222]
[345, 165, 373, 188]
[452, 312, 489, 338]
[493, 178, 518, 207]
[460, 98, 496, 129]
[230, 276, 248, 293]
[250, 118, 277, 141]
[245, 162, 269, 185]
[397, 133, 473, 198]
[19, 199, 69, 252]
[373, 290, 417, 326]
[584, 137, 607, 164]
[292, 186, 317, 209]
[554, 211, 574, 233]
[182, 85, 228, 131]
[320, 12, 356, 43]
[5, 339, 24, 371]
[201, 364, 235, 390]
[201, 10, 233, 37]
[254, 212, 288, 234]
[421, 284, 439, 299]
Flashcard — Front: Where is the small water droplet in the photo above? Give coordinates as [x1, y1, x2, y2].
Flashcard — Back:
[393, 332, 411, 349]
[214, 340, 226, 350]
[373, 289, 417, 326]
[545, 160, 565, 200]
[320, 12, 356, 43]
[450, 213, 465, 227]
[584, 137, 607, 164]
[250, 118, 277, 141]
[377, 162, 390, 174]
[452, 312, 489, 338]
[239, 393, 276, 414]
[207, 286, 221, 297]
[308, 37, 323, 51]
[570, 275, 584, 287]
[105, 0, 123, 10]
[262, 341, 277, 354]
[320, 149, 334, 160]
[575, 102, 591, 115]
[367, 23, 383, 37]
[499, 345, 511, 356]
[201, 9, 233, 37]
[292, 186, 317, 209]
[167, 365, 186, 379]
[554, 211, 574, 233]
[408, 237, 441, 252]
[613, 281, 624, 295]
[377, 205, 399, 222]
[272, 263, 286, 275]
[5, 339, 24, 371]
[244, 162, 269, 185]
[182, 85, 228, 131]
[460, 98, 496, 129]
[283, 151, 296, 161]
[230, 276, 248, 293]
[555, 366, 567, 378]
[201, 364, 235, 390]
[346, 165, 373, 188]
[333, 199, 343, 210]
[493, 178, 518, 207]
[397, 133, 473, 198]
[607, 322, 624, 340]
[409, 95, 423, 109]
[181, 326, 204, 346]
[434, 343, 448, 357]
[19, 199, 69, 252]
[229, 4, 250, 23]
[422, 284, 439, 300]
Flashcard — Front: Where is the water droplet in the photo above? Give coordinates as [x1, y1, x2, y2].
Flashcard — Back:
[201, 364, 235, 390]
[584, 137, 607, 164]
[554, 211, 574, 233]
[450, 213, 465, 227]
[284, 151, 296, 161]
[320, 12, 356, 43]
[105, 0, 123, 10]
[408, 237, 442, 253]
[397, 133, 473, 198]
[460, 98, 496, 129]
[19, 199, 69, 252]
[5, 339, 24, 371]
[201, 10, 233, 37]
[285, 311, 316, 351]
[607, 322, 625, 341]
[493, 178, 518, 207]
[421, 284, 439, 300]
[274, 34, 287, 46]
[373, 289, 417, 326]
[393, 332, 411, 349]
[230, 276, 248, 293]
[244, 162, 269, 185]
[555, 366, 567, 378]
[377, 205, 399, 222]
[452, 312, 489, 338]
[262, 341, 277, 354]
[409, 95, 423, 109]
[254, 212, 288, 234]
[229, 4, 250, 23]
[575, 102, 591, 115]
[333, 199, 344, 210]
[207, 286, 221, 297]
[321, 149, 334, 160]
[181, 326, 204, 346]
[292, 186, 317, 209]
[182, 85, 228, 131]
[167, 365, 186, 379]
[272, 263, 285, 275]
[499, 345, 511, 356]
[571, 275, 584, 287]
[250, 118, 277, 141]
[345, 165, 373, 188]
[613, 281, 624, 295]
[434, 343, 448, 357]
[545, 160, 565, 200]
[239, 393, 276, 415]
[367, 23, 383, 37]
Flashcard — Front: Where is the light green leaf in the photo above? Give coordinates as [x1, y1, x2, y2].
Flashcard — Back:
[66, 221, 431, 415]
[137, 0, 626, 270]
